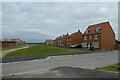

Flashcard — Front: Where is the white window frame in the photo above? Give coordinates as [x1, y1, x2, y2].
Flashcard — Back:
[69, 38, 72, 41]
[84, 36, 87, 40]
[82, 43, 87, 47]
[94, 35, 98, 40]
[96, 27, 101, 33]
[90, 35, 92, 39]
[93, 42, 99, 48]
[66, 39, 69, 41]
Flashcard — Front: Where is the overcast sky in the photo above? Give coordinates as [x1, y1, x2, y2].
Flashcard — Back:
[2, 2, 118, 43]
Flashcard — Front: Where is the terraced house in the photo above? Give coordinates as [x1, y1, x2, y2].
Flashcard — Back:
[82, 22, 115, 50]
[44, 21, 116, 50]
[69, 30, 83, 47]
[45, 30, 83, 47]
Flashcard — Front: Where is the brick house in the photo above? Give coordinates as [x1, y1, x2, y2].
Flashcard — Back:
[44, 39, 53, 45]
[53, 30, 83, 47]
[2, 41, 16, 47]
[66, 35, 72, 47]
[0, 40, 2, 47]
[82, 21, 115, 50]
[46, 30, 83, 47]
[70, 30, 83, 47]
[2, 39, 25, 48]
[61, 33, 70, 47]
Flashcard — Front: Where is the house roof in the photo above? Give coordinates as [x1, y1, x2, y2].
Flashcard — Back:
[83, 21, 114, 35]
[71, 30, 82, 36]
[61, 34, 70, 40]
[45, 39, 53, 43]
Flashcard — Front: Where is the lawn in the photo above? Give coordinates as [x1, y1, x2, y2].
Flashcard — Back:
[2, 46, 21, 51]
[96, 63, 120, 72]
[5, 44, 92, 57]
[0, 47, 2, 51]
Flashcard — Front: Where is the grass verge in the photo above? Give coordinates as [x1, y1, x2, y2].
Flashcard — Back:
[96, 63, 120, 72]
[5, 44, 92, 57]
[2, 46, 22, 51]
[0, 47, 2, 51]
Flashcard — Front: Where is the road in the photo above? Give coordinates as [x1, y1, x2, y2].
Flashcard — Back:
[2, 50, 119, 78]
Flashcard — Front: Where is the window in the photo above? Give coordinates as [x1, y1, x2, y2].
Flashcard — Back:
[85, 30, 88, 34]
[94, 35, 98, 40]
[89, 35, 92, 39]
[91, 42, 99, 48]
[96, 27, 101, 33]
[84, 36, 87, 40]
[82, 43, 87, 47]
[93, 42, 99, 48]
[66, 39, 69, 41]
[59, 40, 61, 43]
[69, 38, 72, 41]
[66, 38, 72, 41]
[85, 29, 90, 34]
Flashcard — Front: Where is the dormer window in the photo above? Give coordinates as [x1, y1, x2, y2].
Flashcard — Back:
[85, 29, 90, 34]
[96, 27, 101, 33]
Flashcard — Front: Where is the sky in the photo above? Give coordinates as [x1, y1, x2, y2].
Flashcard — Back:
[2, 2, 119, 43]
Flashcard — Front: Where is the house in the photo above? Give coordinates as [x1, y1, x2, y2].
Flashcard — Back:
[44, 39, 53, 45]
[61, 33, 70, 47]
[11, 39, 26, 47]
[82, 21, 115, 50]
[2, 39, 25, 48]
[45, 30, 83, 48]
[66, 34, 72, 47]
[70, 30, 83, 47]
[54, 30, 83, 47]
[115, 40, 120, 50]
[0, 40, 2, 47]
[57, 36, 63, 46]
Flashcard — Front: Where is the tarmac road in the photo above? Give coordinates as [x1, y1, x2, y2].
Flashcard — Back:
[4, 66, 118, 78]
[2, 50, 119, 78]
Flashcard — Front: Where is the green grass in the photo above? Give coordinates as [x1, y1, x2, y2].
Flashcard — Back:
[0, 47, 2, 51]
[96, 63, 120, 72]
[2, 46, 21, 51]
[5, 44, 92, 57]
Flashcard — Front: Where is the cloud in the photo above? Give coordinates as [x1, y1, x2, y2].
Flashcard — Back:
[2, 2, 118, 42]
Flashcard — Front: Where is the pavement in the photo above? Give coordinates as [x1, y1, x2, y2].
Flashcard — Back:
[2, 50, 119, 78]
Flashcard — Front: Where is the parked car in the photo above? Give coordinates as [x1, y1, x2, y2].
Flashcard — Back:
[70, 44, 82, 48]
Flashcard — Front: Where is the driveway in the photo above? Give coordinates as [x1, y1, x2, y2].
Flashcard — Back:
[2, 50, 119, 78]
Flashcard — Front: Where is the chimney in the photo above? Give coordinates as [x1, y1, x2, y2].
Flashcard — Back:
[78, 29, 80, 32]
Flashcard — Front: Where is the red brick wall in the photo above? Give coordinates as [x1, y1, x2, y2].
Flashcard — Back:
[82, 22, 115, 50]
[71, 32, 83, 45]
[2, 41, 16, 47]
[100, 23, 115, 50]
